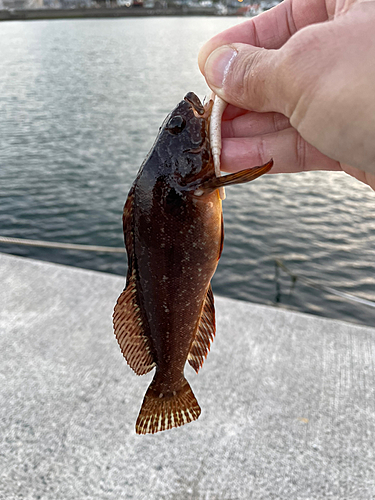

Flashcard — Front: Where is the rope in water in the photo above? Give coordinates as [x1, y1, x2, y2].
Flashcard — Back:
[1, 236, 374, 308]
[0, 236, 124, 254]
[275, 259, 375, 309]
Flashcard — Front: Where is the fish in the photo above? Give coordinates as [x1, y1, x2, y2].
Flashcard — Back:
[113, 92, 273, 434]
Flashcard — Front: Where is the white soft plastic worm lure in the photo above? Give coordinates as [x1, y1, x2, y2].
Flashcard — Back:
[210, 94, 227, 201]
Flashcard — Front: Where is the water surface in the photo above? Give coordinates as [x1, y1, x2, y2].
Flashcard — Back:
[1, 17, 374, 326]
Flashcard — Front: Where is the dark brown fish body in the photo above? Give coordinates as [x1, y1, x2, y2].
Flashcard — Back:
[113, 92, 272, 434]
[134, 189, 222, 388]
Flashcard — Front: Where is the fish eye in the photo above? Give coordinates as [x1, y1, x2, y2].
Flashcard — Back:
[166, 115, 186, 135]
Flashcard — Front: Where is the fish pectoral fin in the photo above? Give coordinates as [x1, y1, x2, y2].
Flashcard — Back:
[196, 159, 273, 195]
[136, 376, 201, 434]
[188, 284, 216, 374]
[113, 271, 156, 376]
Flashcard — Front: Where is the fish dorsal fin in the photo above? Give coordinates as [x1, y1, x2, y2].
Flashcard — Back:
[113, 187, 156, 376]
[188, 284, 216, 373]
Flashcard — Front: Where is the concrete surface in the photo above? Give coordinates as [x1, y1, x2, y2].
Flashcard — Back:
[1, 252, 375, 499]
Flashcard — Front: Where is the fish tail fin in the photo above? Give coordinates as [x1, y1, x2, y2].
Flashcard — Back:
[136, 375, 201, 435]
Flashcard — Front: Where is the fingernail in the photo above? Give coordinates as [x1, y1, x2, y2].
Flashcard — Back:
[204, 46, 237, 89]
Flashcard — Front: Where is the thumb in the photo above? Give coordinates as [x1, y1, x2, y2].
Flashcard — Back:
[202, 43, 286, 115]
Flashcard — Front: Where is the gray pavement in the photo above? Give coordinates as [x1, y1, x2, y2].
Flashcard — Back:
[1, 252, 375, 499]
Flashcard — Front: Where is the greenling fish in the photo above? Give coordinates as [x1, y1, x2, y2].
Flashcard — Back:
[113, 92, 272, 434]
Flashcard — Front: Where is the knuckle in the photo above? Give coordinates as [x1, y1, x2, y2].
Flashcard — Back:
[257, 135, 268, 165]
[243, 50, 268, 108]
[272, 112, 290, 132]
[225, 47, 268, 111]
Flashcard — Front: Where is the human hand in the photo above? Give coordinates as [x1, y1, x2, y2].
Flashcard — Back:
[198, 0, 375, 190]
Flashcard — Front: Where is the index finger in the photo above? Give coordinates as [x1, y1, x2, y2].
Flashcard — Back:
[198, 0, 329, 72]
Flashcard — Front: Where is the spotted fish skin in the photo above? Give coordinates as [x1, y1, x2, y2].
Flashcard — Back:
[113, 92, 273, 434]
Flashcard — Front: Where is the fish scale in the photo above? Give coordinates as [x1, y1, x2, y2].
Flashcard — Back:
[113, 92, 272, 434]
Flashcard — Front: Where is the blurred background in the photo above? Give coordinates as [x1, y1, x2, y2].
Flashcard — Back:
[0, 16, 374, 326]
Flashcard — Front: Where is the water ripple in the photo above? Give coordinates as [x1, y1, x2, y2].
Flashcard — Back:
[0, 18, 374, 326]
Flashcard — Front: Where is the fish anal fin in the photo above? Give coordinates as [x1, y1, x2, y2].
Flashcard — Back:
[113, 270, 156, 376]
[188, 284, 216, 374]
[136, 376, 201, 434]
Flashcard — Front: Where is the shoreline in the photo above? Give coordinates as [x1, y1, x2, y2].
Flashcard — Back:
[0, 6, 241, 21]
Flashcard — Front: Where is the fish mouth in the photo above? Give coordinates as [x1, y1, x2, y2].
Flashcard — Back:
[184, 92, 213, 119]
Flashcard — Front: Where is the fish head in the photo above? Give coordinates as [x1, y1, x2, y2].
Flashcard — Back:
[155, 92, 213, 186]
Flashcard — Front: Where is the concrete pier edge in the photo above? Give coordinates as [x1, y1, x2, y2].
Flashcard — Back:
[1, 252, 374, 499]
